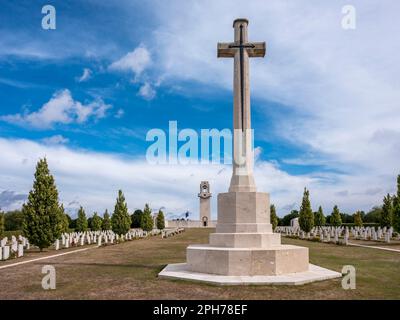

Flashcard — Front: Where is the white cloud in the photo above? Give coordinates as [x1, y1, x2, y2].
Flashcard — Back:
[0, 138, 392, 217]
[109, 45, 151, 76]
[138, 82, 156, 100]
[77, 68, 92, 82]
[141, 0, 400, 202]
[115, 108, 125, 119]
[0, 89, 112, 129]
[42, 135, 69, 145]
[0, 190, 27, 211]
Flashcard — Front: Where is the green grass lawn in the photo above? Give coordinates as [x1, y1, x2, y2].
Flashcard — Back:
[0, 228, 399, 299]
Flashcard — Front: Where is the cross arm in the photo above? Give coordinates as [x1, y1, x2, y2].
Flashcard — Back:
[217, 42, 266, 58]
[217, 42, 236, 58]
[247, 42, 266, 57]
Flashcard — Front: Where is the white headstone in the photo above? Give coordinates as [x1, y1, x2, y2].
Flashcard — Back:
[18, 244, 24, 257]
[3, 246, 10, 260]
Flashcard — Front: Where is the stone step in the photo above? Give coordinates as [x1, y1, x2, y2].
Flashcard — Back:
[209, 232, 281, 248]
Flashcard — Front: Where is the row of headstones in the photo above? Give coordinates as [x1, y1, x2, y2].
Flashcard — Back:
[0, 235, 29, 261]
[0, 227, 177, 261]
[275, 225, 397, 244]
[54, 228, 163, 250]
[161, 227, 185, 238]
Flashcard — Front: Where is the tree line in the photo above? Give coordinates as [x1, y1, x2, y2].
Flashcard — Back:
[269, 175, 400, 233]
[0, 158, 165, 250]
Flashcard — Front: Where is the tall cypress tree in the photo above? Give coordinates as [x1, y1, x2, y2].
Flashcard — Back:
[353, 211, 363, 227]
[111, 190, 131, 235]
[393, 175, 400, 232]
[22, 158, 64, 250]
[314, 206, 326, 226]
[90, 212, 103, 231]
[156, 209, 165, 230]
[270, 204, 278, 231]
[381, 194, 393, 228]
[298, 188, 314, 233]
[330, 205, 342, 226]
[141, 203, 154, 232]
[60, 204, 69, 233]
[76, 206, 88, 232]
[102, 209, 112, 230]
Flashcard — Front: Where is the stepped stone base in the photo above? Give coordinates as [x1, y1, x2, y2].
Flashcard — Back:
[159, 263, 342, 286]
[159, 190, 340, 285]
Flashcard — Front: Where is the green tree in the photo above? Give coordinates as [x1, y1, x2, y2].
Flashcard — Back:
[381, 194, 393, 228]
[87, 216, 93, 229]
[22, 158, 64, 250]
[76, 206, 88, 232]
[111, 190, 131, 235]
[60, 205, 70, 233]
[314, 206, 326, 226]
[4, 210, 24, 231]
[281, 210, 299, 226]
[65, 213, 72, 229]
[298, 188, 314, 233]
[270, 204, 278, 231]
[353, 211, 363, 227]
[393, 175, 400, 232]
[90, 212, 103, 231]
[69, 218, 77, 231]
[364, 206, 382, 223]
[102, 209, 112, 230]
[340, 213, 354, 223]
[131, 209, 143, 228]
[0, 210, 4, 237]
[141, 203, 154, 232]
[156, 209, 165, 230]
[330, 205, 342, 226]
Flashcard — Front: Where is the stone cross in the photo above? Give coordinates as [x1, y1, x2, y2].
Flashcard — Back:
[218, 19, 266, 192]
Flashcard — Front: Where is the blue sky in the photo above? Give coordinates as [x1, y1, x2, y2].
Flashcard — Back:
[0, 1, 399, 218]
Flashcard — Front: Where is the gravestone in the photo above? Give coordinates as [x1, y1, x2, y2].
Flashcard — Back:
[11, 241, 18, 253]
[3, 246, 10, 260]
[18, 244, 24, 257]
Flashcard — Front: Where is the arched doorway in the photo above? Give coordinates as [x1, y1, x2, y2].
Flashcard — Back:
[202, 216, 208, 227]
